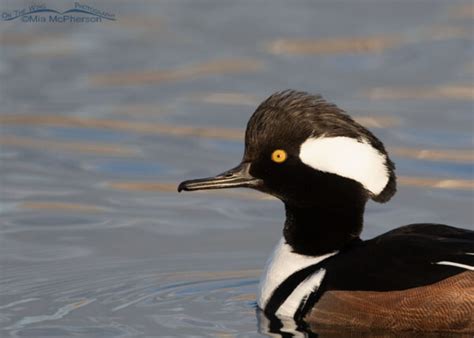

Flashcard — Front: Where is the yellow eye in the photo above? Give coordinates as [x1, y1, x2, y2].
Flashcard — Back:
[271, 149, 287, 163]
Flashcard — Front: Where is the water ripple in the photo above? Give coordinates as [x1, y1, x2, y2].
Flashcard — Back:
[0, 262, 259, 336]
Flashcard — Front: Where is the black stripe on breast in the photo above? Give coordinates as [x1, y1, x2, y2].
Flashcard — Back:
[264, 239, 362, 319]
[294, 276, 329, 321]
[264, 261, 327, 317]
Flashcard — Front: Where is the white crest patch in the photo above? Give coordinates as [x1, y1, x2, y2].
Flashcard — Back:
[257, 238, 337, 310]
[299, 136, 389, 195]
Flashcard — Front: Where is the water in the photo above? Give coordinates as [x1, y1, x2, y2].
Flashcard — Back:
[0, 1, 473, 337]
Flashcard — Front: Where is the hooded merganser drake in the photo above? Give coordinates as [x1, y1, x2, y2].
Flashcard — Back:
[178, 90, 474, 333]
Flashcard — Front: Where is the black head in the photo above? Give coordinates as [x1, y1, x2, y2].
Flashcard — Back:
[178, 90, 396, 209]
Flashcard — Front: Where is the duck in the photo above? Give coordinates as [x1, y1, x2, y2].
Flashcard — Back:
[178, 90, 474, 333]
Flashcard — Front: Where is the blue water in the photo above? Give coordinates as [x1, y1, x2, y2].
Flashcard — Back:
[0, 1, 473, 337]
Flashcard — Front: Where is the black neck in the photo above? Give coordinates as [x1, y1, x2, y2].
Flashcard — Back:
[283, 202, 365, 256]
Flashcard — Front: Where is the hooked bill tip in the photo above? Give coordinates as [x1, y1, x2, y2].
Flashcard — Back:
[177, 181, 186, 193]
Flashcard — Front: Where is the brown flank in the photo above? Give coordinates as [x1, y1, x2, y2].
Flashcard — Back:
[307, 271, 474, 333]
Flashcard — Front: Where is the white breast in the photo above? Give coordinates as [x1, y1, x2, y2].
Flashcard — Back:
[257, 238, 337, 314]
[276, 268, 327, 317]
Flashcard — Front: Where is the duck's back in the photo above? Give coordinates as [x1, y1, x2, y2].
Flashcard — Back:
[306, 224, 474, 333]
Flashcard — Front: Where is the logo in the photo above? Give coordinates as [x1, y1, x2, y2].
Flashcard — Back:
[1, 3, 115, 23]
